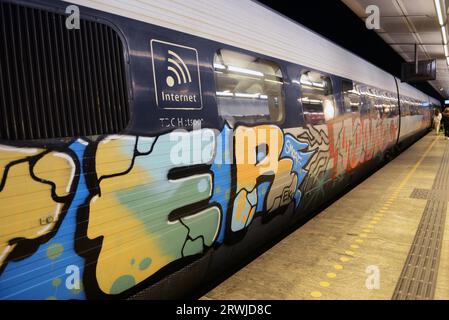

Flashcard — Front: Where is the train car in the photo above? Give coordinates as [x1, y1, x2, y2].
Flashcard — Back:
[397, 82, 433, 145]
[0, 0, 440, 299]
[430, 96, 441, 110]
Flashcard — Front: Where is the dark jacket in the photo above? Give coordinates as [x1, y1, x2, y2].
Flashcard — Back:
[443, 108, 449, 122]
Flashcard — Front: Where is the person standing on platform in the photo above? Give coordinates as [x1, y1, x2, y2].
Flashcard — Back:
[434, 109, 442, 135]
[442, 106, 449, 140]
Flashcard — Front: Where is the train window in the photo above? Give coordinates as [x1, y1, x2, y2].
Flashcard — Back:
[400, 98, 406, 116]
[213, 49, 285, 126]
[410, 100, 416, 115]
[409, 100, 415, 115]
[363, 87, 381, 119]
[407, 99, 411, 114]
[401, 97, 411, 116]
[373, 89, 384, 118]
[388, 92, 399, 116]
[299, 71, 336, 125]
[342, 80, 361, 113]
[0, 2, 130, 140]
[412, 100, 420, 115]
[381, 91, 392, 117]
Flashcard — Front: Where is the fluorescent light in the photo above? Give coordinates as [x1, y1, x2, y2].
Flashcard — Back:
[446, 56, 449, 65]
[235, 92, 260, 98]
[302, 85, 325, 91]
[216, 91, 233, 96]
[312, 81, 326, 88]
[299, 79, 326, 88]
[213, 63, 226, 70]
[442, 26, 448, 44]
[264, 78, 283, 84]
[228, 65, 264, 77]
[444, 44, 449, 56]
[435, 0, 445, 26]
[300, 79, 313, 86]
[301, 97, 322, 104]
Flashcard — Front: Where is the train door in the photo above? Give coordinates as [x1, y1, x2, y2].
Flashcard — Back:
[341, 79, 363, 186]
[296, 69, 344, 209]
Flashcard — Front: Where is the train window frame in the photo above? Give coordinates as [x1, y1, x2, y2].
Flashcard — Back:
[402, 97, 411, 116]
[372, 88, 384, 117]
[362, 86, 382, 119]
[213, 49, 286, 127]
[380, 90, 389, 117]
[385, 91, 397, 117]
[342, 80, 361, 114]
[299, 70, 337, 125]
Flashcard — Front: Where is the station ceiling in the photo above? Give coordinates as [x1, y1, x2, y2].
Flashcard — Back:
[343, 0, 449, 99]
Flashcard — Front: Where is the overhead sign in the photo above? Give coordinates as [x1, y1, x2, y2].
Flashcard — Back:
[401, 59, 436, 82]
[151, 39, 203, 110]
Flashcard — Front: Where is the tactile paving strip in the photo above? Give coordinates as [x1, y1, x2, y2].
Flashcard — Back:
[409, 188, 430, 200]
[410, 188, 449, 201]
[393, 142, 449, 300]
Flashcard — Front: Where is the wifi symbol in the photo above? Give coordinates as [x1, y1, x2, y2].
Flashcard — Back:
[166, 50, 192, 87]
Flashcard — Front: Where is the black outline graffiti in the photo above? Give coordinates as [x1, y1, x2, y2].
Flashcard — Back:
[76, 132, 221, 299]
[1, 123, 315, 299]
[297, 124, 331, 193]
[0, 139, 81, 277]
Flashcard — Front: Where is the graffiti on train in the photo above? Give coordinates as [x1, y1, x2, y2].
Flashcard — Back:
[0, 123, 314, 299]
[327, 115, 398, 177]
[0, 115, 401, 299]
[0, 141, 86, 299]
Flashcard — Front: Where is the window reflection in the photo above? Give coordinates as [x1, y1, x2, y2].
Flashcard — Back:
[342, 80, 361, 113]
[214, 50, 284, 126]
[300, 71, 336, 125]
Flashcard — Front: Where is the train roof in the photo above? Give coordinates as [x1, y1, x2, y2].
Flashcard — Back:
[64, 0, 438, 102]
[398, 81, 429, 102]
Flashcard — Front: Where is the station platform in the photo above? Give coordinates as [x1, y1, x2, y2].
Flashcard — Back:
[201, 132, 449, 300]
